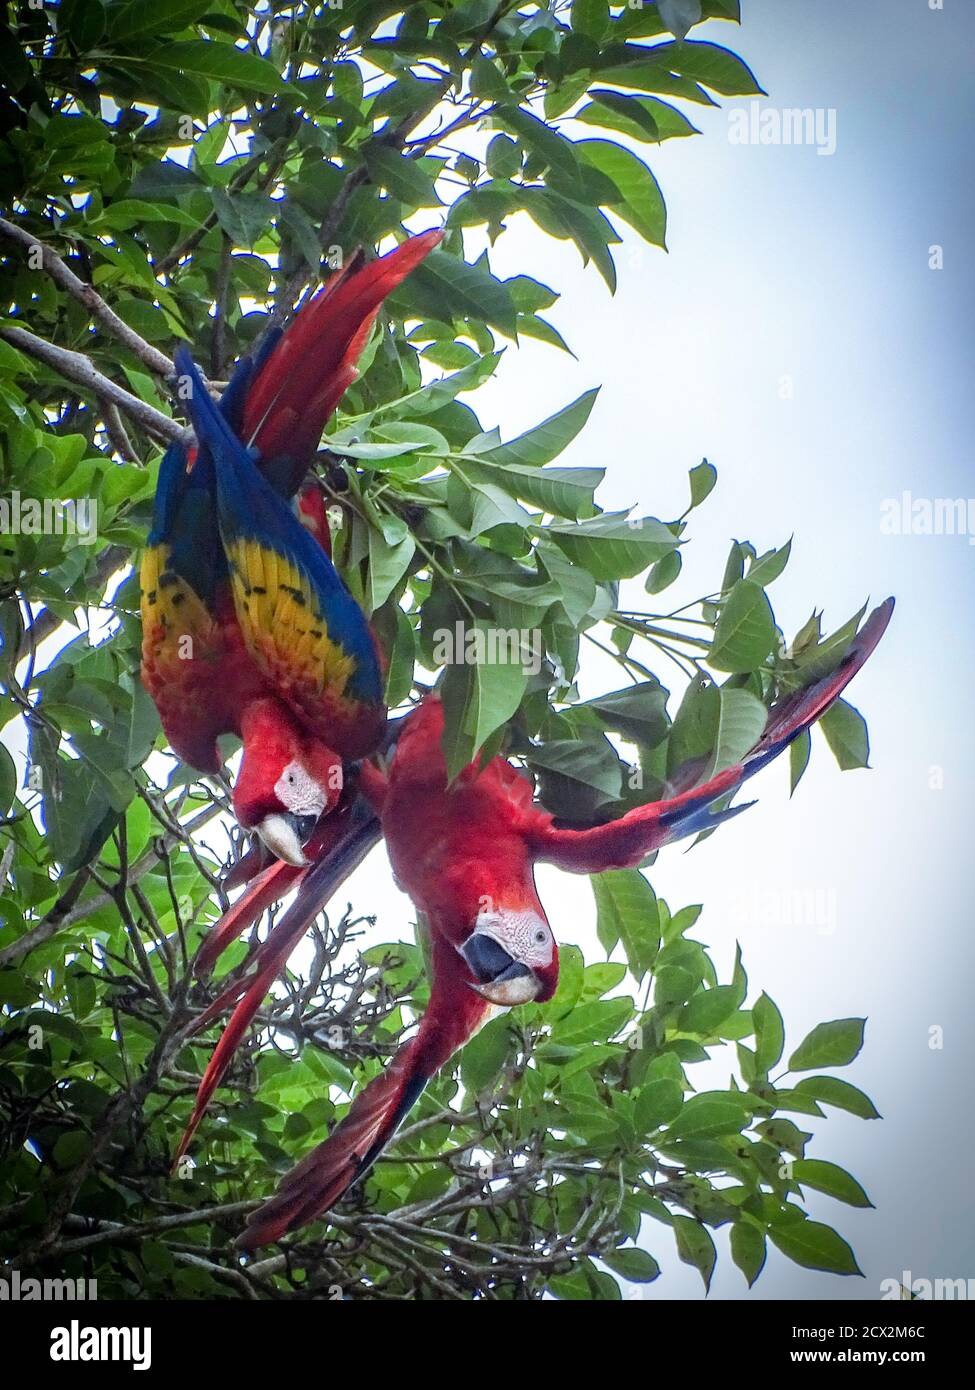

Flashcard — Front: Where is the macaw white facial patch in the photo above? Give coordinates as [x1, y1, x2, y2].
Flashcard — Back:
[473, 906, 555, 970]
[274, 760, 328, 817]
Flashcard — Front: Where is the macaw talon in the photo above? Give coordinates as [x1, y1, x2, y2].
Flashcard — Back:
[462, 933, 541, 1006]
[256, 810, 319, 866]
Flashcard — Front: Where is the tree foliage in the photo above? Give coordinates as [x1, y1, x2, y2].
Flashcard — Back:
[0, 1, 879, 1299]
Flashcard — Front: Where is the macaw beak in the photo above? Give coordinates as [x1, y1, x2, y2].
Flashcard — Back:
[461, 933, 541, 1007]
[256, 812, 320, 867]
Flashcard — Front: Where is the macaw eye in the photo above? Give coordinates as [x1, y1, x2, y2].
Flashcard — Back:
[535, 928, 547, 944]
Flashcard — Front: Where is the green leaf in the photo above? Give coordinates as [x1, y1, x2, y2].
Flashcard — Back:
[118, 61, 210, 117]
[820, 699, 869, 770]
[460, 1015, 510, 1093]
[584, 680, 670, 747]
[0, 742, 16, 815]
[603, 1247, 660, 1283]
[498, 105, 582, 183]
[792, 1159, 872, 1208]
[730, 1222, 767, 1287]
[794, 1076, 881, 1120]
[406, 249, 518, 338]
[577, 139, 667, 249]
[752, 992, 784, 1073]
[673, 1215, 716, 1291]
[480, 388, 598, 468]
[748, 537, 792, 587]
[769, 1219, 862, 1276]
[457, 459, 602, 521]
[528, 738, 624, 819]
[60, 0, 106, 50]
[591, 869, 659, 980]
[645, 548, 682, 594]
[712, 686, 766, 773]
[547, 512, 679, 581]
[109, 0, 212, 41]
[366, 528, 415, 613]
[678, 985, 740, 1036]
[658, 0, 703, 40]
[362, 143, 442, 207]
[634, 1078, 684, 1133]
[653, 40, 765, 96]
[789, 1018, 866, 1072]
[94, 199, 204, 231]
[439, 625, 528, 781]
[550, 996, 633, 1047]
[470, 55, 510, 101]
[486, 134, 521, 178]
[709, 580, 776, 672]
[688, 459, 717, 509]
[577, 93, 701, 144]
[140, 41, 290, 96]
[665, 1091, 750, 1141]
[210, 186, 274, 249]
[789, 728, 811, 795]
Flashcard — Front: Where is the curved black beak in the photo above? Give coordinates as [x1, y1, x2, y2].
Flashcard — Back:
[461, 933, 540, 1006]
[285, 812, 320, 845]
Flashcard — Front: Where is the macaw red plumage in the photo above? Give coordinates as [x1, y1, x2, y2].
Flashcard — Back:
[228, 597, 893, 1248]
[140, 232, 441, 864]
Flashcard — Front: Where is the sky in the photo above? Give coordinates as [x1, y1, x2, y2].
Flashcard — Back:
[7, 0, 973, 1301]
[345, 0, 975, 1299]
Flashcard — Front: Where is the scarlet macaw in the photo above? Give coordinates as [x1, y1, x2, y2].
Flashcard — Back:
[140, 232, 441, 864]
[230, 596, 893, 1248]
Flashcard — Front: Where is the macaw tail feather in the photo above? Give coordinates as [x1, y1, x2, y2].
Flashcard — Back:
[241, 230, 443, 493]
[174, 798, 381, 1170]
[530, 597, 894, 873]
[196, 858, 305, 978]
[236, 1028, 435, 1249]
[237, 933, 488, 1249]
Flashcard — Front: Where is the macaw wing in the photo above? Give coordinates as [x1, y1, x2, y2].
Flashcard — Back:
[140, 439, 235, 771]
[528, 597, 894, 873]
[140, 349, 272, 770]
[176, 347, 386, 758]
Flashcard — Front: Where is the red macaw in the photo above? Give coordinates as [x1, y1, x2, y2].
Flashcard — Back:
[230, 597, 893, 1248]
[140, 231, 441, 865]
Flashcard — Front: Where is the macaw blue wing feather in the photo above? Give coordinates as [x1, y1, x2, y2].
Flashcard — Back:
[174, 347, 384, 739]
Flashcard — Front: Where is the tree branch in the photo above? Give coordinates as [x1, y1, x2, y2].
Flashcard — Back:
[0, 216, 175, 380]
[0, 326, 184, 444]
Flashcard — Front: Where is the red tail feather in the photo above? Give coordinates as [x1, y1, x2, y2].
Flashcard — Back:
[176, 799, 382, 1170]
[243, 231, 442, 482]
[197, 859, 305, 977]
[237, 935, 488, 1249]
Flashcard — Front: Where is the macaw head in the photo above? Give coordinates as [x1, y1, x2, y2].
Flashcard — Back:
[460, 898, 560, 1008]
[233, 699, 343, 866]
